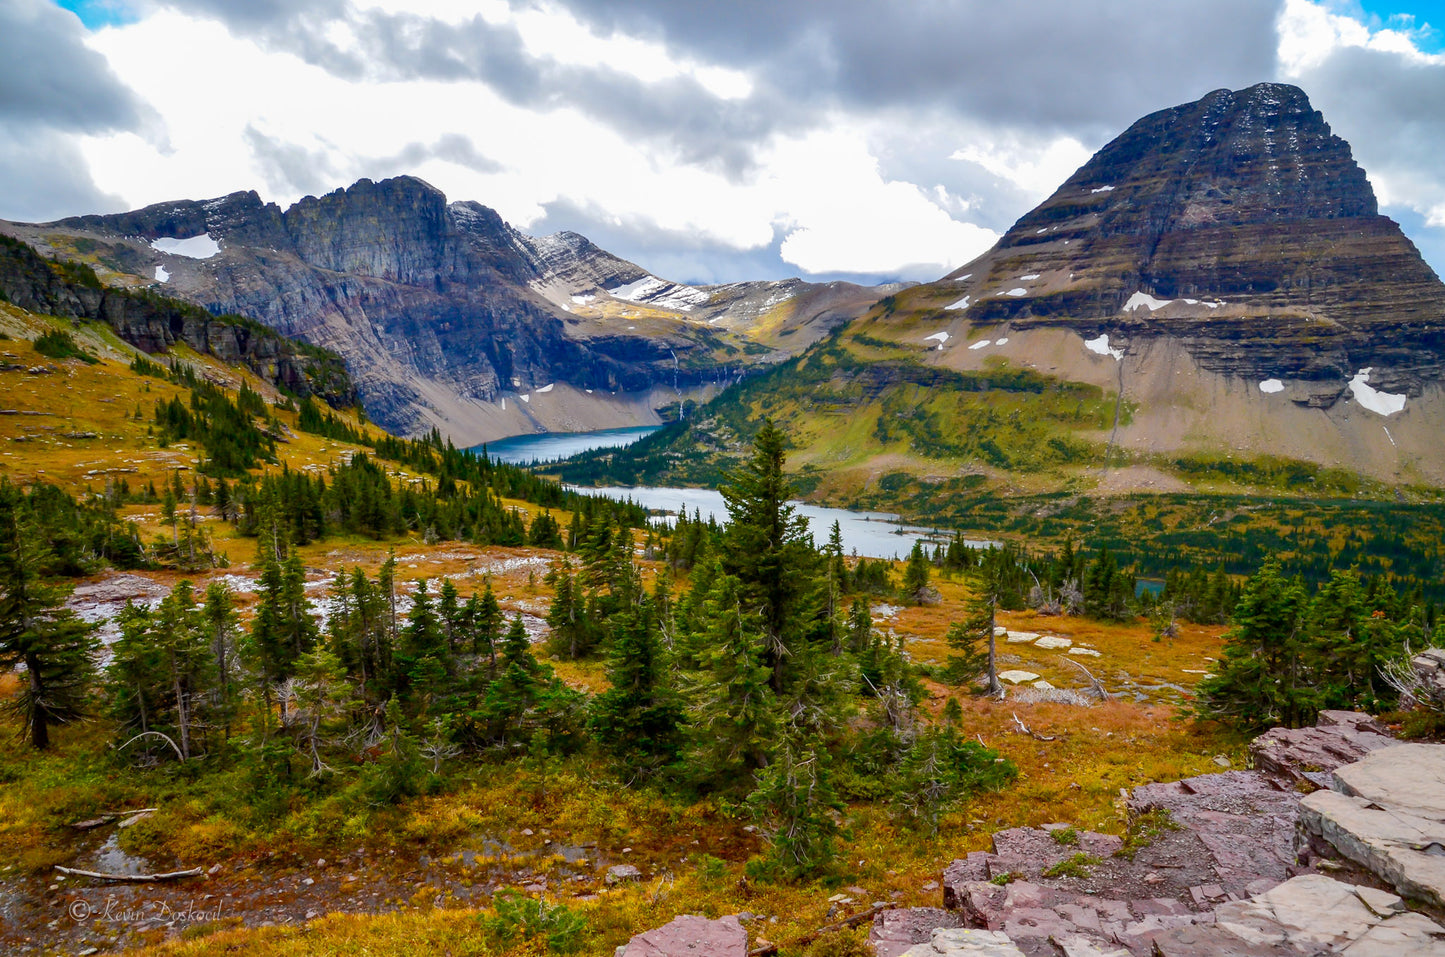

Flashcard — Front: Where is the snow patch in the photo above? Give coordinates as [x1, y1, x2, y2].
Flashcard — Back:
[607, 274, 711, 311]
[945, 295, 971, 311]
[1090, 185, 1116, 193]
[536, 383, 554, 393]
[995, 337, 1009, 345]
[1384, 426, 1397, 448]
[570, 294, 594, 305]
[1004, 288, 1027, 297]
[150, 234, 221, 259]
[1259, 379, 1285, 394]
[1123, 291, 1172, 312]
[1019, 274, 1040, 281]
[154, 265, 169, 283]
[1348, 369, 1407, 416]
[1084, 334, 1123, 360]
[969, 339, 991, 351]
[923, 331, 950, 349]
[956, 274, 972, 282]
[519, 394, 530, 404]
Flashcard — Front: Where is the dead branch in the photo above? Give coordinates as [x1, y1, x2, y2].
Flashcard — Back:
[115, 731, 185, 762]
[1011, 711, 1056, 742]
[749, 902, 896, 956]
[1063, 656, 1110, 701]
[54, 865, 203, 883]
[68, 808, 158, 830]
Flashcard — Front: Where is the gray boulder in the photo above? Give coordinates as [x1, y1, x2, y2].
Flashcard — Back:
[1151, 873, 1445, 956]
[899, 927, 1027, 956]
[1297, 742, 1445, 909]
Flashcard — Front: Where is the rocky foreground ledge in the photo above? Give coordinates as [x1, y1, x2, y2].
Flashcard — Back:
[620, 710, 1445, 956]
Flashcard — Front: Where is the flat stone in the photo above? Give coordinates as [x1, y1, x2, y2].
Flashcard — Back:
[621, 914, 748, 956]
[1052, 932, 1130, 956]
[1299, 788, 1445, 910]
[1331, 742, 1445, 821]
[1152, 874, 1445, 957]
[606, 864, 643, 885]
[900, 927, 1027, 956]
[1004, 632, 1039, 644]
[1067, 648, 1102, 658]
[1034, 636, 1073, 650]
[870, 907, 964, 957]
[997, 670, 1040, 684]
[1032, 680, 1055, 690]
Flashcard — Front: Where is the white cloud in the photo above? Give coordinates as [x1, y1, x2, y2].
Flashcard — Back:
[63, 4, 995, 279]
[951, 135, 1093, 199]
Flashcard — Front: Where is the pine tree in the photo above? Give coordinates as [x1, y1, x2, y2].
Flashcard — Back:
[719, 421, 826, 694]
[1196, 560, 1311, 729]
[948, 559, 1001, 694]
[203, 580, 241, 738]
[590, 597, 684, 776]
[902, 541, 933, 605]
[0, 481, 99, 749]
[683, 569, 778, 790]
[150, 580, 213, 759]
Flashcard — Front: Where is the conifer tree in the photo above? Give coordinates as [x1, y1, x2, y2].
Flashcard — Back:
[902, 540, 933, 605]
[947, 559, 1001, 695]
[1196, 560, 1311, 729]
[203, 580, 241, 737]
[719, 421, 826, 694]
[0, 481, 99, 749]
[590, 597, 684, 776]
[684, 569, 777, 790]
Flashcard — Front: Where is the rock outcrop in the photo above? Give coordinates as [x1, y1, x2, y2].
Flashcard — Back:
[0, 235, 353, 405]
[1249, 710, 1396, 785]
[3, 177, 887, 444]
[917, 713, 1445, 956]
[1298, 742, 1445, 910]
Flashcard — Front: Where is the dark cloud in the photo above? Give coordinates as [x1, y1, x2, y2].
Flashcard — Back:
[243, 125, 338, 198]
[0, 1, 148, 222]
[365, 133, 506, 178]
[0, 0, 147, 131]
[1288, 42, 1445, 276]
[554, 0, 1284, 136]
[0, 123, 126, 222]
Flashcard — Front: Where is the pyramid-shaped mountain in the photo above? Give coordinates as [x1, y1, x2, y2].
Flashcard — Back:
[590, 83, 1445, 496]
[930, 82, 1445, 403]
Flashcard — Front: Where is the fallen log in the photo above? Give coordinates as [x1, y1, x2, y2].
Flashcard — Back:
[54, 865, 203, 883]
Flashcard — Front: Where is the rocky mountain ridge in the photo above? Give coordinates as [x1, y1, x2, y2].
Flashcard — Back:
[574, 83, 1445, 497]
[0, 234, 354, 405]
[2, 177, 888, 445]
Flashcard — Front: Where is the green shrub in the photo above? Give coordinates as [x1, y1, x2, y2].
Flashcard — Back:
[34, 329, 97, 364]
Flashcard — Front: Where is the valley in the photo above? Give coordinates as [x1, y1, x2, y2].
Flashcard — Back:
[0, 75, 1443, 957]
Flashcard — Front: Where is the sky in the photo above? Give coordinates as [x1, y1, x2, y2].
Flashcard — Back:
[4, 0, 1445, 285]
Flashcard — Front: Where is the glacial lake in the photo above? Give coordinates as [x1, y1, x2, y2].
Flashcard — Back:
[573, 485, 989, 560]
[475, 426, 664, 464]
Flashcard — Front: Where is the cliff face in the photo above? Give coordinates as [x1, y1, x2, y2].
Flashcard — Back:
[933, 82, 1445, 403]
[0, 235, 354, 405]
[5, 177, 886, 444]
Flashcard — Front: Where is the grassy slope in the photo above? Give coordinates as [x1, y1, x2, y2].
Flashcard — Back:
[0, 299, 1246, 956]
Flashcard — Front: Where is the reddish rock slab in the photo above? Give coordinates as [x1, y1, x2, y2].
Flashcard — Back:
[869, 907, 964, 957]
[621, 914, 747, 957]
[1250, 711, 1396, 784]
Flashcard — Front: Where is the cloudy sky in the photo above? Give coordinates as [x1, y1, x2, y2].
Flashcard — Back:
[4, 0, 1445, 284]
